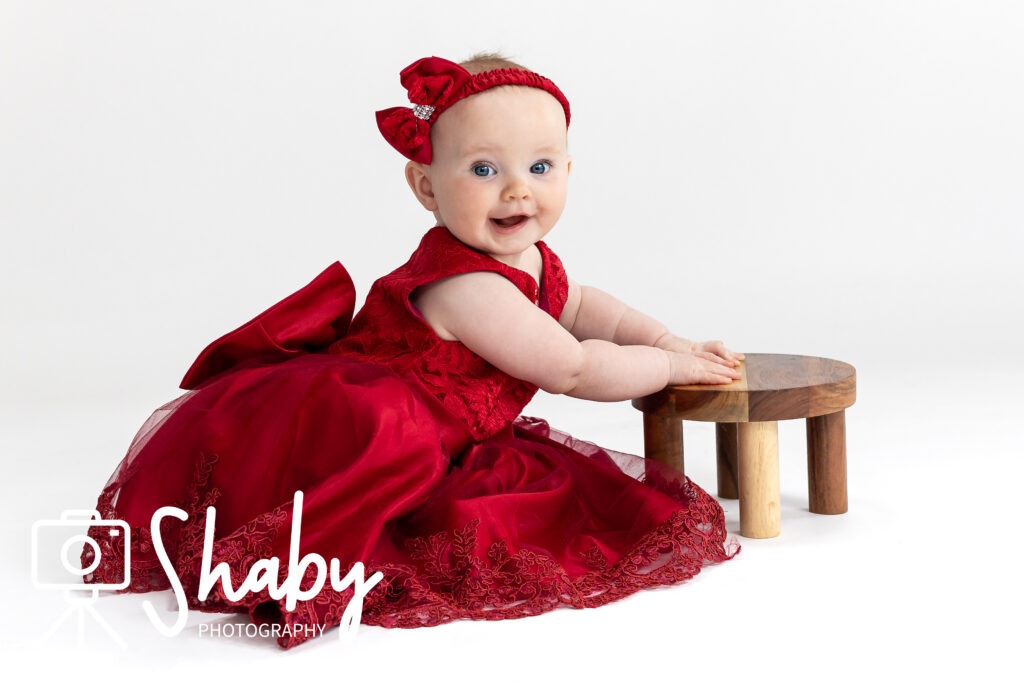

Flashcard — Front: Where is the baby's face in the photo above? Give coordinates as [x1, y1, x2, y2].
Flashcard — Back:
[411, 86, 571, 266]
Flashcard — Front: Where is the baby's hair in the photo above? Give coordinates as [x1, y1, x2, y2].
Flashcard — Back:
[459, 52, 531, 75]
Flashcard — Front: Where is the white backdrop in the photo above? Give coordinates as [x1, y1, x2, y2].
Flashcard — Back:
[2, 1, 1022, 681]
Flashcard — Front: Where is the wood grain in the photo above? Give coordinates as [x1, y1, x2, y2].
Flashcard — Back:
[807, 410, 848, 514]
[738, 421, 780, 538]
[642, 413, 683, 472]
[632, 353, 856, 423]
[715, 423, 739, 499]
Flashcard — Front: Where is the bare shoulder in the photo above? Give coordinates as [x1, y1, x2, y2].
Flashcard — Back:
[410, 271, 521, 341]
[411, 268, 584, 391]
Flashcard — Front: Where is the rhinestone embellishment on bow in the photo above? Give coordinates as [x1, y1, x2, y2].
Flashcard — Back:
[412, 104, 436, 120]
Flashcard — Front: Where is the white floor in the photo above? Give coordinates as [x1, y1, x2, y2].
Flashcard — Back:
[2, 358, 1021, 682]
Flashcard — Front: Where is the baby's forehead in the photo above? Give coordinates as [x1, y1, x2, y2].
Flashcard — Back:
[433, 87, 568, 152]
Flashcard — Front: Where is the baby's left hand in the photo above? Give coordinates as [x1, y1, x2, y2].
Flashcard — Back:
[656, 335, 744, 368]
[692, 340, 744, 367]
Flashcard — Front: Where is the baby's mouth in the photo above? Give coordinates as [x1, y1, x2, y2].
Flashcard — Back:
[490, 214, 530, 229]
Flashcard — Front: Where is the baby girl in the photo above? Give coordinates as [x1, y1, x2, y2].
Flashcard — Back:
[85, 52, 742, 649]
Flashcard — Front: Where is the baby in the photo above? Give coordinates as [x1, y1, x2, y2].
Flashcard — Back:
[392, 53, 743, 396]
[85, 52, 743, 649]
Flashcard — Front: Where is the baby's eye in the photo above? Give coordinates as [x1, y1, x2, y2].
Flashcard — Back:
[530, 161, 551, 174]
[472, 164, 495, 177]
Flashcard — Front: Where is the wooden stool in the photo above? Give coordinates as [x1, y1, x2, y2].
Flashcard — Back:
[632, 353, 856, 539]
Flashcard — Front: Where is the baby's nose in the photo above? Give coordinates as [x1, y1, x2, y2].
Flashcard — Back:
[502, 176, 531, 201]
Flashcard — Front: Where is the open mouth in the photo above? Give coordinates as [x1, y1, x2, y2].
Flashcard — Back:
[490, 215, 530, 230]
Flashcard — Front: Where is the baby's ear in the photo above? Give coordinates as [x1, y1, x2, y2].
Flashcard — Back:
[405, 162, 438, 211]
[566, 156, 573, 175]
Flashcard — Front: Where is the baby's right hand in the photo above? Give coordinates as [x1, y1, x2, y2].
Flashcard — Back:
[666, 350, 742, 386]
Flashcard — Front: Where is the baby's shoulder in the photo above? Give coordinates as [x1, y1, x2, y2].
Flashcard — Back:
[411, 271, 524, 342]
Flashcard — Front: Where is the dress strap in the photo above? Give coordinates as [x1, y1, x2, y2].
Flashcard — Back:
[536, 240, 568, 321]
[388, 226, 568, 321]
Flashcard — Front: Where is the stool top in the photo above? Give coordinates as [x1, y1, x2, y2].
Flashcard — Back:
[631, 353, 856, 422]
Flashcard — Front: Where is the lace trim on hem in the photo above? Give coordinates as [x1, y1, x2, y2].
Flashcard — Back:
[85, 457, 737, 649]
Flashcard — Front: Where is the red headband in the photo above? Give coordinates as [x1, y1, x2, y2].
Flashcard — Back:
[375, 56, 571, 164]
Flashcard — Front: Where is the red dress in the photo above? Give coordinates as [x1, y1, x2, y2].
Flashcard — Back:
[85, 226, 737, 648]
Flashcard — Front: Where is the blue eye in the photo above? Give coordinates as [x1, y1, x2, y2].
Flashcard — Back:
[530, 161, 551, 174]
[472, 164, 495, 177]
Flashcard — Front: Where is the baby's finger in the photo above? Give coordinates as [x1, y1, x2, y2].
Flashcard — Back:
[700, 358, 741, 380]
[695, 350, 732, 366]
[718, 347, 744, 366]
[699, 343, 737, 367]
[702, 340, 724, 353]
[689, 371, 728, 385]
[702, 371, 737, 384]
[706, 341, 744, 366]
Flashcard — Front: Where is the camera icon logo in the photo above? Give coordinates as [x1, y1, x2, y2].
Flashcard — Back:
[31, 510, 131, 591]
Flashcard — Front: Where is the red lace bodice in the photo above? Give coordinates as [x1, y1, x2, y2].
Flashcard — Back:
[330, 226, 568, 441]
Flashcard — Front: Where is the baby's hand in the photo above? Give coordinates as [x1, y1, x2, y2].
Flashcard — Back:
[666, 350, 742, 386]
[655, 335, 745, 368]
[692, 340, 745, 368]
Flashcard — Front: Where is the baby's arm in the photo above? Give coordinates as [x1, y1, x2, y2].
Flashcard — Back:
[560, 280, 744, 367]
[411, 272, 740, 402]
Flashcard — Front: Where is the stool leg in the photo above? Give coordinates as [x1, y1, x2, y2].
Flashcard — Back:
[737, 421, 780, 538]
[642, 413, 684, 473]
[806, 410, 848, 514]
[715, 423, 739, 499]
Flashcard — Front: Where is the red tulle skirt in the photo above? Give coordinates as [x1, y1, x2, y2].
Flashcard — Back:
[87, 353, 737, 648]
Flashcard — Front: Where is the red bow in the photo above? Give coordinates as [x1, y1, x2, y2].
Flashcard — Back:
[375, 57, 472, 164]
